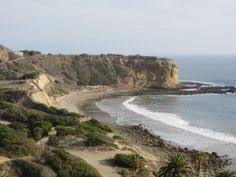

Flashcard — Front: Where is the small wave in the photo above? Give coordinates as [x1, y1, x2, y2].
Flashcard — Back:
[180, 80, 225, 87]
[123, 97, 236, 145]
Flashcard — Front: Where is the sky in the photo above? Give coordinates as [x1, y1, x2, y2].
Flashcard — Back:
[1, 0, 236, 55]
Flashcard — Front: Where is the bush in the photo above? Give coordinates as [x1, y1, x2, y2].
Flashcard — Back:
[30, 103, 56, 114]
[9, 122, 27, 131]
[29, 103, 83, 118]
[11, 160, 42, 177]
[76, 119, 113, 137]
[45, 148, 102, 177]
[1, 103, 77, 127]
[47, 135, 59, 146]
[0, 125, 37, 157]
[32, 121, 52, 137]
[0, 90, 27, 103]
[114, 64, 129, 78]
[2, 106, 29, 123]
[85, 132, 116, 147]
[55, 126, 77, 137]
[114, 154, 145, 170]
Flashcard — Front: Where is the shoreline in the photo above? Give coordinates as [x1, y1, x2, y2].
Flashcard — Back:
[56, 86, 233, 169]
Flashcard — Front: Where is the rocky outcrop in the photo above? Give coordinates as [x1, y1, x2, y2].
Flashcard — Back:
[29, 74, 56, 106]
[28, 54, 179, 89]
[0, 44, 20, 62]
[0, 44, 11, 63]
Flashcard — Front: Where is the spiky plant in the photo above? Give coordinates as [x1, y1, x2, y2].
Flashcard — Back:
[157, 154, 193, 177]
[214, 169, 236, 177]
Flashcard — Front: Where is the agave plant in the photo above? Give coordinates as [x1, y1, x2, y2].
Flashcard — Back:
[157, 154, 193, 177]
[214, 169, 236, 177]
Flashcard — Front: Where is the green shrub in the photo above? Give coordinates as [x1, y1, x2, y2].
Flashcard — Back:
[76, 119, 113, 137]
[29, 103, 82, 118]
[0, 101, 9, 109]
[9, 122, 27, 131]
[120, 169, 134, 177]
[48, 135, 59, 146]
[11, 160, 42, 177]
[55, 126, 77, 137]
[32, 121, 52, 136]
[114, 154, 145, 170]
[0, 90, 27, 103]
[2, 106, 30, 123]
[114, 64, 129, 78]
[85, 132, 116, 147]
[29, 103, 56, 114]
[0, 125, 37, 157]
[19, 72, 39, 80]
[0, 70, 17, 80]
[1, 103, 77, 127]
[45, 148, 102, 177]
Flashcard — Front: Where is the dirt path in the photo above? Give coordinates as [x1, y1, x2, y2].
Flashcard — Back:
[0, 156, 11, 164]
[67, 148, 131, 177]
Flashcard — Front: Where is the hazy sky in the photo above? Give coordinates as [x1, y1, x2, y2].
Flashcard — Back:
[1, 0, 236, 55]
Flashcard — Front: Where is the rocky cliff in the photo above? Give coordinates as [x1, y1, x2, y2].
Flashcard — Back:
[0, 43, 179, 91]
[28, 54, 179, 89]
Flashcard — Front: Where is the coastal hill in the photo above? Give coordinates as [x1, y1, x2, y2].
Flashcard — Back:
[0, 44, 179, 90]
[27, 54, 179, 89]
[0, 44, 179, 106]
[2, 44, 232, 177]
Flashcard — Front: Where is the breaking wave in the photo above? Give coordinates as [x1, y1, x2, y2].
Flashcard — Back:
[123, 96, 236, 145]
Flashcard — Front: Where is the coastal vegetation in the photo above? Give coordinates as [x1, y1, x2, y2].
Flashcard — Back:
[114, 153, 145, 170]
[0, 124, 37, 158]
[156, 154, 193, 177]
[44, 148, 102, 177]
[214, 169, 236, 177]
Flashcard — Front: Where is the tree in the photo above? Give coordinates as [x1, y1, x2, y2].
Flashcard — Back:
[157, 154, 193, 177]
[192, 152, 208, 177]
[214, 169, 236, 177]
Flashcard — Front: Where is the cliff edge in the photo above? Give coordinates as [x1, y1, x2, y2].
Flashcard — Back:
[27, 54, 179, 89]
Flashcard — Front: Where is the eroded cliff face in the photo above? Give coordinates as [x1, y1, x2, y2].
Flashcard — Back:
[29, 74, 57, 106]
[28, 54, 179, 89]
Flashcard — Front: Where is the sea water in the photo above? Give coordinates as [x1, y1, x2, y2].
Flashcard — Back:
[96, 55, 236, 168]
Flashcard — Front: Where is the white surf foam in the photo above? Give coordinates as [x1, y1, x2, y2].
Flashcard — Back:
[123, 96, 236, 145]
[180, 80, 225, 87]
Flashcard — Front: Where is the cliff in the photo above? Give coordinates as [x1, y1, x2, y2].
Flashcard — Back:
[27, 54, 179, 89]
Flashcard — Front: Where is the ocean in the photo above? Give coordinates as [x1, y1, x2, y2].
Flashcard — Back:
[96, 55, 236, 168]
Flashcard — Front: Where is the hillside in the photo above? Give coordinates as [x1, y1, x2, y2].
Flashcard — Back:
[27, 54, 178, 89]
[0, 44, 179, 89]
